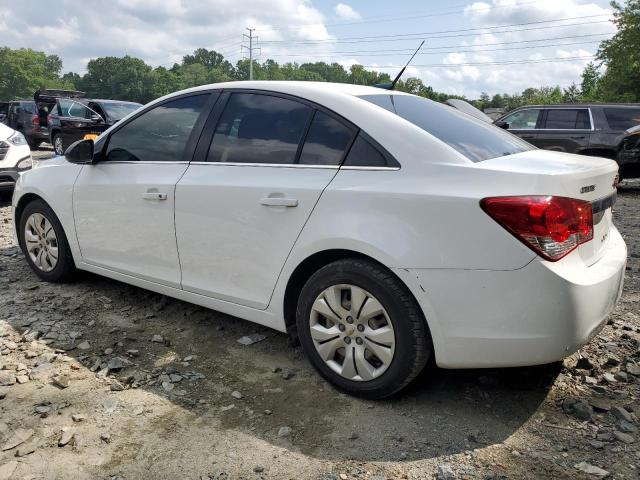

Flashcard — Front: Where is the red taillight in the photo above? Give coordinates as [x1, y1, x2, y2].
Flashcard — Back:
[31, 114, 39, 126]
[480, 196, 593, 261]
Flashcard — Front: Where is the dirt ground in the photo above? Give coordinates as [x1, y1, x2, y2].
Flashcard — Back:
[0, 152, 638, 479]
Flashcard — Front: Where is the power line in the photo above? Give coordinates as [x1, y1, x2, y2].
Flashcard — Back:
[261, 34, 612, 57]
[259, 14, 613, 45]
[360, 55, 596, 68]
[256, 0, 561, 32]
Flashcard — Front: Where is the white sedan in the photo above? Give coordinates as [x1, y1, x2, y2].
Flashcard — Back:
[11, 82, 626, 398]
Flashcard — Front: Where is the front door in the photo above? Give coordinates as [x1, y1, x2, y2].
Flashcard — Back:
[73, 93, 211, 287]
[500, 108, 542, 146]
[175, 92, 356, 308]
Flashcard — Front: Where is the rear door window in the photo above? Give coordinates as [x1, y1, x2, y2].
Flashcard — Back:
[603, 108, 640, 130]
[208, 93, 312, 164]
[299, 111, 355, 165]
[543, 109, 590, 129]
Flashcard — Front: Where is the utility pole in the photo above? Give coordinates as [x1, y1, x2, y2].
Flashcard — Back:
[242, 28, 260, 80]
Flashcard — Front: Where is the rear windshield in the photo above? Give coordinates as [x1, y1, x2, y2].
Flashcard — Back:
[603, 108, 640, 131]
[358, 94, 535, 162]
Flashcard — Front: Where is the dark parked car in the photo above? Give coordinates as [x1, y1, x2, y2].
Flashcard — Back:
[495, 104, 640, 164]
[617, 125, 640, 179]
[46, 95, 142, 155]
[5, 100, 50, 148]
[0, 102, 9, 125]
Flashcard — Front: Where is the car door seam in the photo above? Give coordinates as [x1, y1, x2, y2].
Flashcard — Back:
[174, 164, 191, 290]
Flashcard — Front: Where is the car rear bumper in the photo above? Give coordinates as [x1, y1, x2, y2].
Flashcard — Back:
[396, 226, 627, 368]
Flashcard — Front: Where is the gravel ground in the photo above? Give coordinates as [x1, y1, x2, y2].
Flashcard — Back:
[0, 153, 638, 479]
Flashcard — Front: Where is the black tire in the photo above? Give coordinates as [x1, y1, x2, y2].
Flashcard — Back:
[52, 133, 65, 155]
[18, 199, 76, 283]
[296, 258, 431, 399]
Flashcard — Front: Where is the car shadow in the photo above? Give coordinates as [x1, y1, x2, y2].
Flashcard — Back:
[0, 241, 559, 463]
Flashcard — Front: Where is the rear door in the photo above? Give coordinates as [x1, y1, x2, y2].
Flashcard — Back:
[499, 108, 542, 145]
[175, 91, 356, 309]
[536, 108, 592, 153]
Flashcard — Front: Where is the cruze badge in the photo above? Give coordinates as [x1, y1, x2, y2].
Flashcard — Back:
[580, 185, 596, 193]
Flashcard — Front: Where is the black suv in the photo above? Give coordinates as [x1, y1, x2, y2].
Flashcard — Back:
[5, 99, 50, 148]
[44, 93, 142, 155]
[495, 104, 640, 163]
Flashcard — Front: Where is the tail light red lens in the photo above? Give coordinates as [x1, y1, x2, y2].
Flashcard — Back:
[31, 114, 40, 126]
[480, 196, 593, 261]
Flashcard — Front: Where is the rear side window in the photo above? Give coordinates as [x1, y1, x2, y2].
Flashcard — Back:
[543, 109, 590, 129]
[343, 135, 390, 167]
[359, 94, 534, 163]
[299, 111, 354, 165]
[208, 93, 312, 164]
[603, 108, 640, 130]
[106, 94, 208, 162]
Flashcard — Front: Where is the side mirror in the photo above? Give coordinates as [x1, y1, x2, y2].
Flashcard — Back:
[495, 120, 509, 130]
[65, 139, 94, 164]
[90, 114, 103, 122]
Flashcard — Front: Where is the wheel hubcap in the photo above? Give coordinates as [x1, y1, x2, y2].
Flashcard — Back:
[24, 213, 58, 272]
[309, 284, 396, 382]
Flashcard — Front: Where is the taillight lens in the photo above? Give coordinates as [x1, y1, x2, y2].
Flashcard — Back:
[31, 114, 39, 126]
[480, 196, 593, 261]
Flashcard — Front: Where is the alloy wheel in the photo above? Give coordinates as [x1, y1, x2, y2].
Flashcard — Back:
[309, 284, 396, 381]
[24, 213, 58, 272]
[54, 136, 64, 155]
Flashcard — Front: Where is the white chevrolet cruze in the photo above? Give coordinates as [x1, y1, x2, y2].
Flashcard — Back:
[12, 82, 626, 398]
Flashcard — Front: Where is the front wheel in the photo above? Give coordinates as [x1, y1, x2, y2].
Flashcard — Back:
[19, 199, 76, 282]
[296, 258, 431, 399]
[52, 134, 65, 155]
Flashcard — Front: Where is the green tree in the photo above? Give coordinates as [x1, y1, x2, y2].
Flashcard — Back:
[596, 0, 640, 101]
[79, 56, 153, 103]
[580, 62, 601, 100]
[0, 47, 66, 99]
[563, 83, 582, 103]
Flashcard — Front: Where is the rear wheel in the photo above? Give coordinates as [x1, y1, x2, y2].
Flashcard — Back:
[296, 258, 431, 399]
[19, 199, 76, 282]
[53, 134, 65, 155]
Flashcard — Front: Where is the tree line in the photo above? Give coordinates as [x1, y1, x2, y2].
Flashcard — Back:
[1, 0, 637, 111]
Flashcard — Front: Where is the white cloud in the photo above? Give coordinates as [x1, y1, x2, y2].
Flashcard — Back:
[419, 0, 616, 97]
[0, 0, 331, 73]
[334, 3, 362, 21]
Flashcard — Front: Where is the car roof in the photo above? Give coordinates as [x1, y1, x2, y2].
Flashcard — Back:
[163, 80, 413, 100]
[88, 99, 142, 104]
[511, 103, 640, 109]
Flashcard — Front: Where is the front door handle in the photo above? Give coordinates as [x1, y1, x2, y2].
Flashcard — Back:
[142, 192, 167, 201]
[570, 136, 585, 139]
[260, 197, 298, 207]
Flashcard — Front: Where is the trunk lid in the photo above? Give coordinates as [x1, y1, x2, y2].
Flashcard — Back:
[477, 150, 618, 266]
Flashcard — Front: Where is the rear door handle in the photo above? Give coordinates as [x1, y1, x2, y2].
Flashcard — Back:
[570, 136, 585, 139]
[142, 192, 167, 201]
[260, 197, 298, 207]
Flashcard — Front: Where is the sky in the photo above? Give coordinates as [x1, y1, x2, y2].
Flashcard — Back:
[0, 0, 617, 99]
